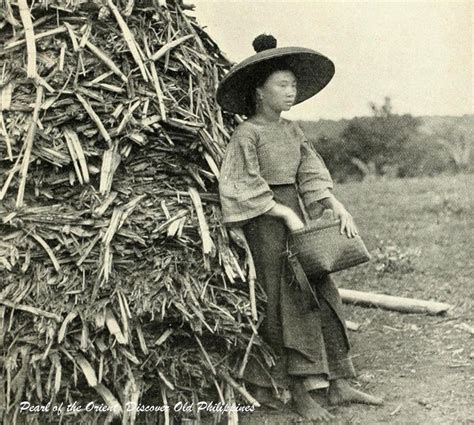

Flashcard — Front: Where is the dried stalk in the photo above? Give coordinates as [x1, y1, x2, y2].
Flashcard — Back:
[17, 0, 37, 79]
[0, 300, 61, 321]
[3, 26, 67, 51]
[30, 232, 61, 272]
[219, 371, 260, 407]
[16, 84, 44, 207]
[189, 187, 216, 257]
[150, 34, 195, 62]
[107, 0, 149, 82]
[75, 92, 112, 145]
[85, 40, 128, 83]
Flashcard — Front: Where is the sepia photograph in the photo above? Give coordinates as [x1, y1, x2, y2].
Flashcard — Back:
[0, 0, 472, 424]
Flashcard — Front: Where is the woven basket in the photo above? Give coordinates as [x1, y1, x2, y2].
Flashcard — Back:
[287, 219, 371, 276]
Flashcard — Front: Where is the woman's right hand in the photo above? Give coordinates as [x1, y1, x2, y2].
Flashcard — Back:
[265, 203, 305, 232]
[285, 211, 305, 232]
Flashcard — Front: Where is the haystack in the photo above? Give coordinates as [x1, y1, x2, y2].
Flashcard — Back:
[0, 1, 268, 423]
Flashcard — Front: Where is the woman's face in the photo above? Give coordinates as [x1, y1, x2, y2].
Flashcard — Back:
[256, 69, 297, 113]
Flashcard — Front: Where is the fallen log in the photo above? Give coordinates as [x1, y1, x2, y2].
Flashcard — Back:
[339, 289, 453, 315]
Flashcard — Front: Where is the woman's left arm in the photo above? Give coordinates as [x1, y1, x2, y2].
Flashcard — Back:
[295, 123, 358, 238]
[316, 194, 358, 238]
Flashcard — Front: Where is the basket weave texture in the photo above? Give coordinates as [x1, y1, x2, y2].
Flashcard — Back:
[288, 220, 371, 275]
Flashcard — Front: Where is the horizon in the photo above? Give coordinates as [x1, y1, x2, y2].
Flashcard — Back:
[187, 0, 473, 121]
[296, 112, 474, 123]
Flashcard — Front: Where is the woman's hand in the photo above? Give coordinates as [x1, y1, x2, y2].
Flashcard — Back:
[265, 203, 305, 232]
[330, 200, 358, 238]
[285, 212, 305, 232]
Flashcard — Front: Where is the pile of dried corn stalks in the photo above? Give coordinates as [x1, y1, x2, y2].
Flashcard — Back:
[0, 1, 268, 423]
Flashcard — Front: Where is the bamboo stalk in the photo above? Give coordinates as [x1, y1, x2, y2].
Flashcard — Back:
[34, 74, 55, 93]
[213, 378, 226, 404]
[218, 371, 260, 407]
[0, 300, 61, 321]
[85, 40, 128, 83]
[30, 232, 61, 272]
[339, 289, 453, 315]
[238, 333, 255, 378]
[229, 227, 258, 321]
[143, 35, 167, 120]
[57, 311, 79, 343]
[88, 71, 114, 85]
[195, 335, 217, 375]
[99, 143, 121, 195]
[150, 34, 194, 62]
[116, 291, 129, 344]
[76, 233, 101, 266]
[114, 100, 141, 135]
[75, 93, 112, 145]
[0, 111, 13, 160]
[107, 0, 149, 82]
[3, 160, 21, 201]
[79, 22, 91, 49]
[158, 371, 175, 391]
[0, 81, 13, 111]
[59, 42, 66, 71]
[188, 187, 216, 256]
[161, 387, 170, 425]
[94, 192, 118, 217]
[75, 353, 98, 387]
[64, 23, 79, 51]
[64, 128, 84, 184]
[64, 127, 90, 183]
[3, 0, 20, 28]
[16, 84, 44, 207]
[225, 384, 238, 425]
[105, 308, 126, 344]
[4, 26, 67, 51]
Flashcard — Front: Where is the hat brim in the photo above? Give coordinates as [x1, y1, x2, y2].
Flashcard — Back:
[216, 46, 335, 115]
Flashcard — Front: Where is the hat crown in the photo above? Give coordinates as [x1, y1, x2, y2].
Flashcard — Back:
[252, 34, 277, 53]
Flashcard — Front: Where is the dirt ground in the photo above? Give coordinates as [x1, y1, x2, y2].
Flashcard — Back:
[236, 174, 474, 424]
[236, 307, 473, 425]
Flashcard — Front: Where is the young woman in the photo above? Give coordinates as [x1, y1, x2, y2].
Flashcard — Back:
[217, 34, 383, 421]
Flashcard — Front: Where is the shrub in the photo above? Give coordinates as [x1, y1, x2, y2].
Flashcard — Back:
[372, 241, 421, 274]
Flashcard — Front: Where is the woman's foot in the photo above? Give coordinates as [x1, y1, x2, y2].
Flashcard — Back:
[328, 379, 383, 406]
[291, 378, 335, 422]
[253, 386, 285, 410]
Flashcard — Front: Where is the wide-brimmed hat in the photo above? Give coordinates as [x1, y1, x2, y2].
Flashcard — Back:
[216, 34, 335, 115]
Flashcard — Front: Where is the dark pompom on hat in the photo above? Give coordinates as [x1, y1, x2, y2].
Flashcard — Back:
[252, 34, 277, 53]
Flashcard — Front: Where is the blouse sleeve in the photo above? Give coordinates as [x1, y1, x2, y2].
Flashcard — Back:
[295, 125, 334, 210]
[218, 134, 276, 226]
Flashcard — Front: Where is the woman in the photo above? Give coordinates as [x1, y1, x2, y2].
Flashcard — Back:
[216, 34, 383, 421]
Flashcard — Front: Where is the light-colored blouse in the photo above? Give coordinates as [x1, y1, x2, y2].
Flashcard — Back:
[218, 117, 333, 225]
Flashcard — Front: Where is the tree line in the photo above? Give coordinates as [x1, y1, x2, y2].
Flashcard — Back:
[299, 97, 473, 182]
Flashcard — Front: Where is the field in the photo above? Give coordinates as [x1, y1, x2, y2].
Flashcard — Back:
[239, 173, 473, 424]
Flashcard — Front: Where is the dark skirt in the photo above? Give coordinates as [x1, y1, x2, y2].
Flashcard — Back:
[241, 184, 356, 389]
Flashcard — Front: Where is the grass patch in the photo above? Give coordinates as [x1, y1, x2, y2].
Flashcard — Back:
[331, 173, 473, 311]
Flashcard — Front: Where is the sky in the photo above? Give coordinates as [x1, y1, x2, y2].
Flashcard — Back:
[186, 0, 473, 120]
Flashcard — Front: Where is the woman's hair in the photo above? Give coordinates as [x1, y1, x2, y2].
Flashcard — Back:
[244, 58, 294, 117]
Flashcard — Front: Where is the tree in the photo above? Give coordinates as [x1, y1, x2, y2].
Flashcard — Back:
[341, 97, 422, 178]
[430, 119, 472, 171]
